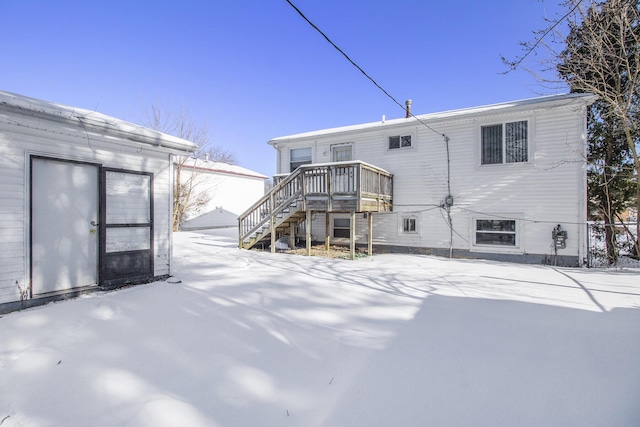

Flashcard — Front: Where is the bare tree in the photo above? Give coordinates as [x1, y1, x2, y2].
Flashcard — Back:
[506, 0, 640, 260]
[142, 103, 237, 231]
[559, 0, 639, 259]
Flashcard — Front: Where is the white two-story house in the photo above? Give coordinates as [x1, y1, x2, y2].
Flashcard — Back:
[239, 93, 596, 266]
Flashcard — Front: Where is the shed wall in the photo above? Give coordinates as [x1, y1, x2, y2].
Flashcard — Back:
[0, 112, 173, 304]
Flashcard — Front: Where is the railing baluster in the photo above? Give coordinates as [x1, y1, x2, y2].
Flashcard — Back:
[239, 161, 393, 249]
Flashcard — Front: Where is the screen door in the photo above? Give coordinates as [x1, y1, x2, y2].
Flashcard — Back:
[101, 169, 153, 286]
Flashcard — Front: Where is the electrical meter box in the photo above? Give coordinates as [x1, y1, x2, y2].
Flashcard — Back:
[552, 225, 567, 249]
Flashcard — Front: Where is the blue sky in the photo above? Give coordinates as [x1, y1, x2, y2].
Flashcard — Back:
[1, 1, 568, 176]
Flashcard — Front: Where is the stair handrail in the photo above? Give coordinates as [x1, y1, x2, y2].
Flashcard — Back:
[238, 161, 393, 249]
[238, 167, 303, 247]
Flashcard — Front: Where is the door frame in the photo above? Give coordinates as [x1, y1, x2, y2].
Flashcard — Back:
[100, 167, 154, 287]
[29, 156, 155, 295]
[331, 143, 353, 162]
[29, 155, 102, 296]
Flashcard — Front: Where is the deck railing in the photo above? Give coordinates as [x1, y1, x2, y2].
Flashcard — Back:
[239, 161, 393, 248]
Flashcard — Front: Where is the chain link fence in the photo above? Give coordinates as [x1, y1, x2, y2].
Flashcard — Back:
[586, 222, 639, 268]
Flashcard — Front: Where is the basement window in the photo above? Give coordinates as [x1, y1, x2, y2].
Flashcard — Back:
[402, 217, 417, 234]
[389, 135, 412, 150]
[333, 218, 350, 238]
[481, 120, 528, 165]
[475, 219, 517, 246]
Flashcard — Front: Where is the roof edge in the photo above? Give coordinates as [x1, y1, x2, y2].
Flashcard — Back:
[0, 90, 198, 154]
[268, 93, 597, 144]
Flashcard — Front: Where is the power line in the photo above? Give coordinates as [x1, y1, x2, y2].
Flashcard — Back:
[285, 0, 404, 112]
[456, 206, 590, 226]
[285, 0, 459, 253]
[284, 0, 446, 138]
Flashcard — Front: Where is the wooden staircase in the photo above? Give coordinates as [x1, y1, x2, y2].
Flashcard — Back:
[238, 161, 393, 252]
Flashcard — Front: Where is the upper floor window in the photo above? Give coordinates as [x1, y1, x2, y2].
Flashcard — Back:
[481, 120, 528, 165]
[389, 135, 412, 150]
[290, 147, 312, 172]
[332, 144, 353, 162]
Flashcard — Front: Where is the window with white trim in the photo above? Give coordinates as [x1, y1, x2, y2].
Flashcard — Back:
[402, 217, 417, 233]
[481, 120, 528, 165]
[475, 219, 517, 246]
[332, 144, 353, 162]
[290, 147, 312, 172]
[333, 218, 350, 238]
[389, 134, 412, 150]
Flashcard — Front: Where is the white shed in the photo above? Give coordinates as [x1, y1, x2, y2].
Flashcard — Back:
[178, 159, 267, 230]
[0, 90, 196, 313]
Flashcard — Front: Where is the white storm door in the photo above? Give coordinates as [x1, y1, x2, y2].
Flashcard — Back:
[31, 157, 99, 295]
[331, 144, 354, 193]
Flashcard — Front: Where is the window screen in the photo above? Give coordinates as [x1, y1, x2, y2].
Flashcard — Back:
[389, 135, 411, 150]
[505, 121, 528, 163]
[333, 218, 350, 238]
[403, 217, 416, 233]
[290, 147, 312, 172]
[481, 121, 528, 165]
[481, 125, 503, 164]
[475, 219, 516, 246]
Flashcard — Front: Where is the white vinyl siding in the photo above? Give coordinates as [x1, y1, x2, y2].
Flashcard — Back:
[0, 113, 174, 305]
[274, 95, 591, 263]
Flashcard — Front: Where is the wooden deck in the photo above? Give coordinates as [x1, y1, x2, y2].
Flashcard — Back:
[238, 161, 393, 256]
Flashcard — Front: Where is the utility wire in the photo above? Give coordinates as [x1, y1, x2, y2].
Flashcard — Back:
[456, 206, 590, 226]
[284, 0, 446, 138]
[285, 0, 459, 253]
[285, 0, 404, 114]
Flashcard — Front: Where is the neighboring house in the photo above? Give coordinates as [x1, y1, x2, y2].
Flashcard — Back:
[0, 90, 196, 313]
[240, 93, 597, 266]
[178, 158, 267, 230]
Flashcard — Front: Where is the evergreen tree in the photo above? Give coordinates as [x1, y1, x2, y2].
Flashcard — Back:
[557, 0, 640, 261]
[586, 100, 636, 262]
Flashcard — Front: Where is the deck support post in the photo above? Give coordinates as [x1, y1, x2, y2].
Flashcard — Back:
[325, 213, 331, 251]
[306, 209, 312, 256]
[289, 222, 295, 250]
[270, 193, 276, 253]
[350, 210, 356, 261]
[367, 212, 373, 256]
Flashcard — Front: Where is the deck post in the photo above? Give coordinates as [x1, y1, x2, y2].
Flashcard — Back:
[270, 192, 276, 253]
[289, 222, 295, 250]
[350, 210, 356, 260]
[368, 212, 373, 256]
[306, 209, 312, 256]
[325, 212, 330, 251]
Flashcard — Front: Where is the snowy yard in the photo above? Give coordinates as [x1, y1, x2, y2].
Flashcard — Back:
[1, 228, 639, 427]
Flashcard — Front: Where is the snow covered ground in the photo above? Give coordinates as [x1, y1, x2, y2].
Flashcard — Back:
[1, 228, 639, 427]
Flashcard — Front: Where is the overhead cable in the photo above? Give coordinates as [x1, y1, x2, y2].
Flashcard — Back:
[284, 0, 446, 138]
